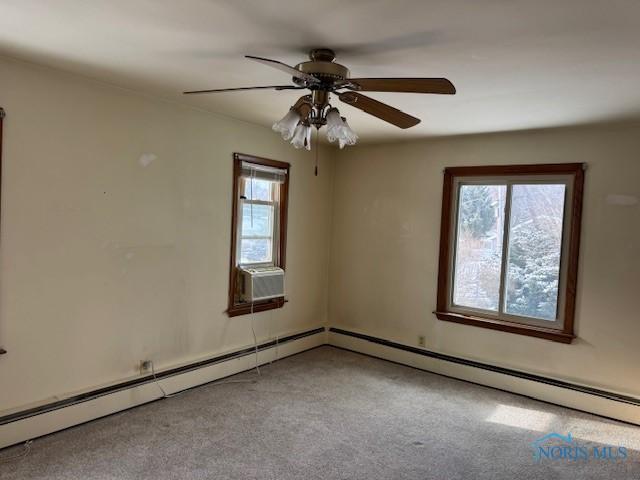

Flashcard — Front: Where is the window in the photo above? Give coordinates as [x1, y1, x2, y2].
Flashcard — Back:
[435, 164, 585, 343]
[228, 153, 289, 316]
[238, 177, 277, 265]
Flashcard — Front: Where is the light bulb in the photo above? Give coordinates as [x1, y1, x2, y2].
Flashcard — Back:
[272, 109, 301, 140]
[290, 123, 309, 149]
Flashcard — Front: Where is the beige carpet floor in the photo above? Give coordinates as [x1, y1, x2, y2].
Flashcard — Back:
[1, 346, 638, 479]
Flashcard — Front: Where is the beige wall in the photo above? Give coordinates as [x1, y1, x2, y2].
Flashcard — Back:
[330, 124, 640, 397]
[2, 53, 639, 418]
[0, 57, 334, 413]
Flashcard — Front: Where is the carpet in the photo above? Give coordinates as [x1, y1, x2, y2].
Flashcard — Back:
[1, 346, 638, 479]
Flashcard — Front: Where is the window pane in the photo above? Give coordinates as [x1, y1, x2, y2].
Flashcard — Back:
[505, 184, 566, 321]
[240, 238, 272, 264]
[241, 203, 274, 237]
[453, 184, 507, 311]
[243, 178, 272, 201]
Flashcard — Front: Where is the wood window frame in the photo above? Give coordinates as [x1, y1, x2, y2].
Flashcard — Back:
[227, 153, 290, 317]
[435, 163, 585, 344]
[0, 108, 5, 355]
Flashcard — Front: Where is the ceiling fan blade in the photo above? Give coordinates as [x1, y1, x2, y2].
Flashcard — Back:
[183, 85, 303, 95]
[338, 92, 420, 129]
[348, 78, 456, 94]
[245, 55, 320, 84]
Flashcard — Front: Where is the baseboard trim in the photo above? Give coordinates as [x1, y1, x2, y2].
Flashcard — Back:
[0, 326, 325, 449]
[4, 325, 636, 449]
[328, 327, 640, 425]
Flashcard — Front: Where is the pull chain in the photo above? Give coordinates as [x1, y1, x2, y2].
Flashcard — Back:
[250, 169, 255, 227]
[314, 127, 319, 176]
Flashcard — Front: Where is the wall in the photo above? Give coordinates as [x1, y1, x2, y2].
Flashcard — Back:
[329, 123, 640, 397]
[0, 57, 334, 413]
[1, 51, 638, 422]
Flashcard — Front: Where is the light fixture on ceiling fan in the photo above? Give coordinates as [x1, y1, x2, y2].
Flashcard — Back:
[184, 48, 456, 150]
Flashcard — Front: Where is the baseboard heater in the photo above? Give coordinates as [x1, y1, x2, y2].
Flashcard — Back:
[329, 327, 640, 407]
[0, 327, 325, 427]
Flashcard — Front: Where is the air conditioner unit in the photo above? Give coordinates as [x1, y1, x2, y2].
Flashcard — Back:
[239, 266, 285, 302]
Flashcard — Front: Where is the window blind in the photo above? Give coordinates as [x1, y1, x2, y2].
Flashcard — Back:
[240, 161, 287, 183]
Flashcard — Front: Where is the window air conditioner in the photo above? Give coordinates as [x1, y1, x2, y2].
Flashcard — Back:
[239, 267, 285, 302]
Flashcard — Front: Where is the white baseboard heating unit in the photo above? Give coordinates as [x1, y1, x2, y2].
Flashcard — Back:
[239, 267, 285, 302]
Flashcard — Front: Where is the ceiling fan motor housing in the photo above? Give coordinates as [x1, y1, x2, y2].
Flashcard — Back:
[293, 61, 350, 86]
[293, 48, 350, 89]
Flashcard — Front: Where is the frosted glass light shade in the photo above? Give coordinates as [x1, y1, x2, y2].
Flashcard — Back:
[290, 123, 310, 149]
[325, 108, 344, 143]
[325, 108, 358, 149]
[304, 125, 312, 151]
[272, 109, 301, 140]
[337, 118, 358, 149]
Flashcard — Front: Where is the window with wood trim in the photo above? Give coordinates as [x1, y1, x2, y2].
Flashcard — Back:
[435, 164, 584, 343]
[0, 108, 4, 355]
[227, 153, 289, 317]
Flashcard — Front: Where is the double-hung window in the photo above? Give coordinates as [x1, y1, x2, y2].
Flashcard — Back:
[238, 174, 279, 266]
[435, 164, 584, 343]
[228, 153, 289, 316]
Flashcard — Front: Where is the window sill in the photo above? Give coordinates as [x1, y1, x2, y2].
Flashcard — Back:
[227, 297, 285, 317]
[434, 311, 575, 344]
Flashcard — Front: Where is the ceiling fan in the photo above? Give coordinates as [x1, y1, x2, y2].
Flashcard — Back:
[184, 48, 455, 150]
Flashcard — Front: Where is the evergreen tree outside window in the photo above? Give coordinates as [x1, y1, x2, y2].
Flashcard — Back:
[436, 164, 584, 343]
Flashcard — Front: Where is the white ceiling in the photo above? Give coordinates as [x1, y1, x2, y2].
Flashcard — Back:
[1, 0, 640, 142]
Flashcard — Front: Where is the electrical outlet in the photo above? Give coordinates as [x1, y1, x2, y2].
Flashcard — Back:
[139, 360, 152, 375]
[418, 335, 426, 347]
